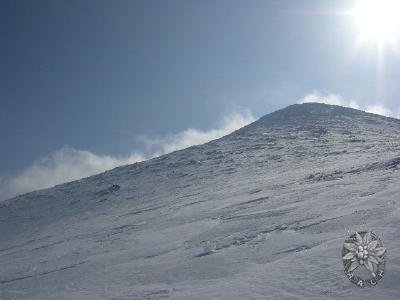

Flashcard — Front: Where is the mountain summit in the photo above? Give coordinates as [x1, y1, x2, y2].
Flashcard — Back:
[1, 103, 400, 299]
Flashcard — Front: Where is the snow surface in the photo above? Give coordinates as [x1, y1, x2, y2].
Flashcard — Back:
[1, 103, 400, 299]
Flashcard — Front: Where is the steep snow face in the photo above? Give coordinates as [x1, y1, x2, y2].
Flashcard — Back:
[1, 103, 400, 299]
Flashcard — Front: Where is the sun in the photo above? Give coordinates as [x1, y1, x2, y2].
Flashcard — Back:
[353, 0, 400, 44]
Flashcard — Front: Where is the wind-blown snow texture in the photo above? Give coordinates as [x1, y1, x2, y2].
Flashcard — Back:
[1, 103, 400, 299]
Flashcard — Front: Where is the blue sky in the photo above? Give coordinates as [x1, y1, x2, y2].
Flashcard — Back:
[1, 0, 400, 199]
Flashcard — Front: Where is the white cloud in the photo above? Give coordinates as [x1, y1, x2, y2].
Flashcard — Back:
[137, 110, 255, 155]
[300, 90, 399, 118]
[0, 110, 255, 201]
[0, 147, 145, 201]
[365, 104, 399, 118]
[300, 90, 360, 109]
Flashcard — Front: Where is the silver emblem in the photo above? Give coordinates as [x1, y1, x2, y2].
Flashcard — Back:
[342, 231, 386, 288]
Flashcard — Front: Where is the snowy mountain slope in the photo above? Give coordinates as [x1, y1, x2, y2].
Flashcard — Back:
[1, 103, 400, 299]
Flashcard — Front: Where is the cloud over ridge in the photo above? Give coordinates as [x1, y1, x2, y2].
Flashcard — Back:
[0, 110, 255, 201]
[137, 110, 255, 155]
[300, 90, 400, 119]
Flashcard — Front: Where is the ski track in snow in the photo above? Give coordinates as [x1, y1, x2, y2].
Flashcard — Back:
[1, 103, 400, 299]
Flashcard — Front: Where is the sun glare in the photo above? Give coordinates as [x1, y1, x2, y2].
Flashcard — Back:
[353, 0, 400, 44]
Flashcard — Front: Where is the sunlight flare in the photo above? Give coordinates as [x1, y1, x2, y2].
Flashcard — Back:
[352, 0, 400, 45]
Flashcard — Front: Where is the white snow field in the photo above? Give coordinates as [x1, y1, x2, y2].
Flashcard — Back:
[1, 103, 400, 299]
